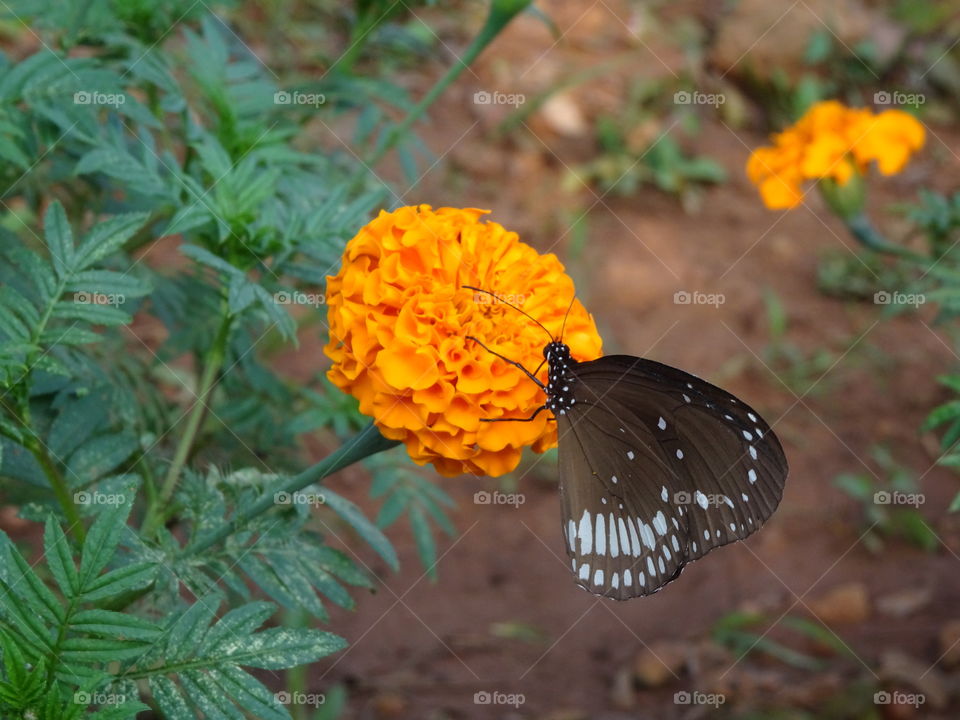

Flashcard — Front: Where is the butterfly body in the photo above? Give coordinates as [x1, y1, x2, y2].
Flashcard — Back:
[541, 341, 788, 601]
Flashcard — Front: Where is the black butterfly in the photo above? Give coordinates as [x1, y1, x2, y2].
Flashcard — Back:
[465, 287, 788, 601]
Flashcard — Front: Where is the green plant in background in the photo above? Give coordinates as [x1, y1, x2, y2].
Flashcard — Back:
[569, 78, 726, 209]
[712, 611, 852, 671]
[0, 0, 533, 717]
[760, 289, 837, 396]
[834, 446, 937, 553]
[923, 374, 960, 511]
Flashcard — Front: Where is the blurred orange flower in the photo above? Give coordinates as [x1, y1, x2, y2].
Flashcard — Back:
[325, 205, 603, 477]
[747, 100, 925, 210]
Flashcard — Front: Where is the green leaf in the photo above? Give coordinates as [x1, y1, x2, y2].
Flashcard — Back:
[77, 497, 134, 591]
[923, 400, 960, 431]
[949, 491, 960, 513]
[69, 609, 162, 641]
[150, 675, 195, 719]
[322, 489, 399, 571]
[44, 201, 74, 279]
[74, 213, 150, 271]
[409, 504, 437, 579]
[79, 562, 157, 604]
[67, 432, 138, 484]
[212, 667, 289, 720]
[43, 516, 80, 598]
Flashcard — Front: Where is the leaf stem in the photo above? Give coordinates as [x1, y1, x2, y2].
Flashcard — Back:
[142, 307, 233, 536]
[29, 440, 85, 544]
[845, 213, 929, 264]
[350, 0, 531, 188]
[181, 422, 398, 558]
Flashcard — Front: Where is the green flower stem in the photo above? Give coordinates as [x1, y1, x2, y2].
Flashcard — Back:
[351, 0, 532, 188]
[142, 308, 233, 536]
[30, 440, 85, 544]
[845, 213, 929, 264]
[180, 422, 399, 558]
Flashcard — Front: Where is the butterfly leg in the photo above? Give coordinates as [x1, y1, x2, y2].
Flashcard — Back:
[465, 336, 547, 391]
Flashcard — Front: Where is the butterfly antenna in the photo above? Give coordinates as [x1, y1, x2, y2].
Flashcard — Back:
[559, 291, 576, 342]
[462, 286, 554, 341]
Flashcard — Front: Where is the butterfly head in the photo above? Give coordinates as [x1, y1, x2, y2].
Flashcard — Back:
[544, 341, 571, 366]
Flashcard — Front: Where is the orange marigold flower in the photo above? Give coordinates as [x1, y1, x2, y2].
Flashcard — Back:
[324, 205, 603, 478]
[747, 100, 925, 210]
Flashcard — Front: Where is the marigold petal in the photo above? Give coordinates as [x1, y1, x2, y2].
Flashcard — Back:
[377, 343, 440, 390]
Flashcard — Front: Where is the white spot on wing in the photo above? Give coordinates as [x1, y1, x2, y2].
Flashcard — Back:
[640, 520, 656, 550]
[568, 519, 576, 551]
[595, 514, 606, 556]
[652, 511, 668, 536]
[671, 535, 680, 552]
[676, 449, 684, 459]
[578, 563, 590, 581]
[618, 517, 631, 555]
[661, 486, 669, 502]
[624, 569, 632, 586]
[647, 556, 656, 576]
[593, 569, 604, 586]
[658, 416, 666, 430]
[748, 469, 757, 484]
[578, 510, 593, 555]
[658, 556, 666, 574]
[626, 451, 635, 460]
[611, 573, 620, 589]
[609, 513, 619, 558]
[627, 518, 642, 556]
[695, 491, 709, 509]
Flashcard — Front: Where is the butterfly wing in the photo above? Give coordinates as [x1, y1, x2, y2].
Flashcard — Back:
[557, 355, 788, 600]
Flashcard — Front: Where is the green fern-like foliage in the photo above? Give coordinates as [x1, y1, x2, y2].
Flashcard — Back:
[0, 484, 346, 719]
[0, 1, 467, 717]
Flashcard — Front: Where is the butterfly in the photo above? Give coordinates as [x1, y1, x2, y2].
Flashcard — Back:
[465, 287, 788, 600]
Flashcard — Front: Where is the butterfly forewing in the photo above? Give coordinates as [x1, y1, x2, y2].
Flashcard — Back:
[555, 354, 788, 600]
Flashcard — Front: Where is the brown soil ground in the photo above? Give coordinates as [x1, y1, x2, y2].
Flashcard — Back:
[294, 2, 960, 719]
